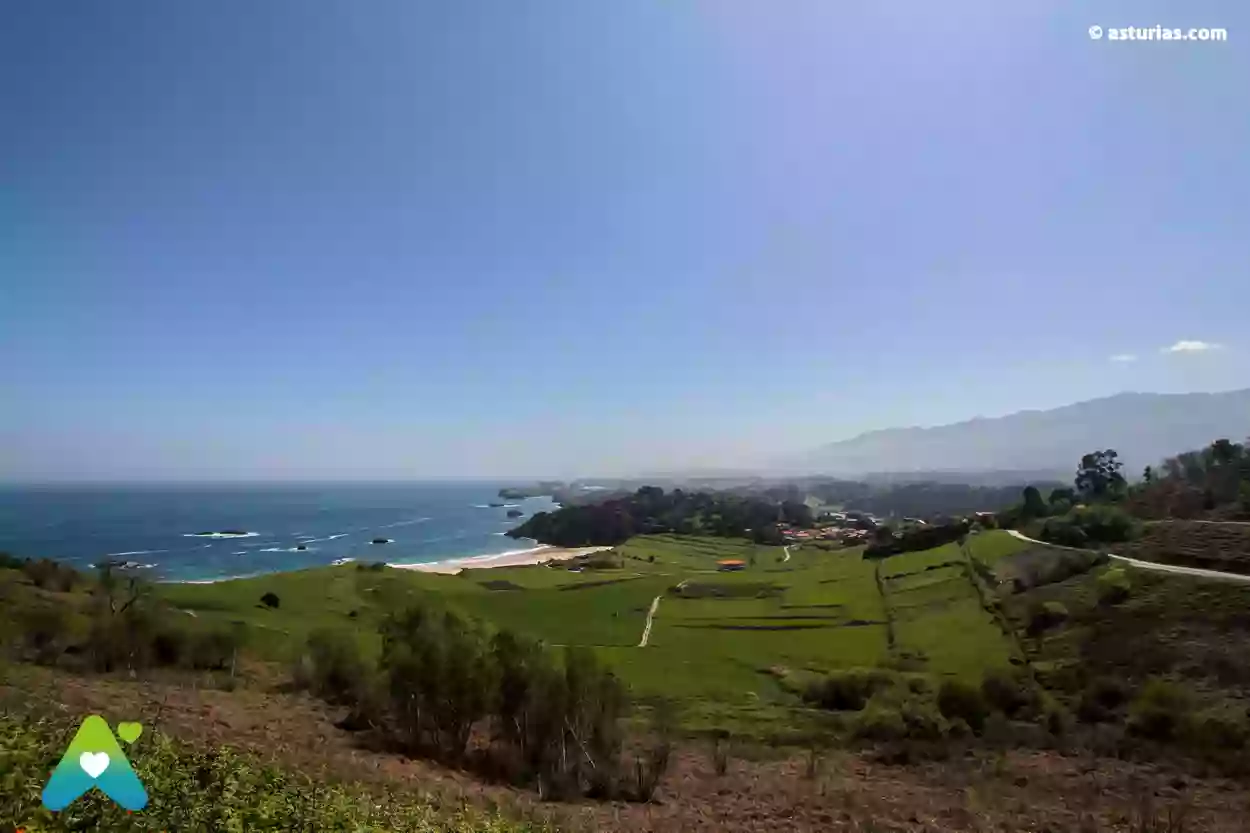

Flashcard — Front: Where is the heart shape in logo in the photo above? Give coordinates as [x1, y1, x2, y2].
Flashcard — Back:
[117, 722, 143, 744]
[80, 751, 110, 779]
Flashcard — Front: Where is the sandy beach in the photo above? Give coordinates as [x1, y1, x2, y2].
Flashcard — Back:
[388, 545, 615, 575]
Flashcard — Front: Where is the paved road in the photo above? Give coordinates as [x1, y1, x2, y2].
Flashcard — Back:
[1147, 519, 1250, 527]
[1005, 529, 1250, 584]
[637, 595, 661, 647]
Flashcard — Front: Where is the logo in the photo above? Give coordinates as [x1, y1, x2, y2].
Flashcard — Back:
[41, 715, 147, 812]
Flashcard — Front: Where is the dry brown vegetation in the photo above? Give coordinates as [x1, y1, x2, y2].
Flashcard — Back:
[5, 667, 1247, 833]
[1116, 521, 1250, 574]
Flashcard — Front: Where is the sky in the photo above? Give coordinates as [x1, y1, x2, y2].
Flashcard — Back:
[3, 1, 1248, 481]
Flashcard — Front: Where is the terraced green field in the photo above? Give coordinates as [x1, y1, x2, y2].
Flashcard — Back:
[156, 530, 1034, 724]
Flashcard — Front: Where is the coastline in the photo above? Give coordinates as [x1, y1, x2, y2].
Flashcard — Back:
[388, 545, 614, 575]
[162, 544, 615, 584]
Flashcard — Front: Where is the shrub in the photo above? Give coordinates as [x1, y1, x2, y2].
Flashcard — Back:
[1038, 517, 1090, 548]
[152, 626, 189, 667]
[21, 558, 78, 591]
[1127, 678, 1193, 741]
[1184, 705, 1250, 753]
[1040, 693, 1071, 736]
[981, 668, 1039, 719]
[1097, 568, 1131, 605]
[300, 627, 371, 705]
[1071, 505, 1139, 543]
[1077, 676, 1130, 723]
[21, 605, 74, 665]
[715, 735, 730, 770]
[85, 606, 161, 673]
[937, 679, 989, 732]
[1025, 601, 1070, 637]
[804, 668, 895, 711]
[0, 552, 26, 570]
[853, 689, 949, 742]
[260, 592, 280, 609]
[186, 628, 242, 671]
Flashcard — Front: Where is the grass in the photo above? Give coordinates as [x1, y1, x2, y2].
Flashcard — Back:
[9, 530, 1053, 733]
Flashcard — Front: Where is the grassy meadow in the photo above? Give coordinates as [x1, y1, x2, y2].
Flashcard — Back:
[145, 530, 1035, 728]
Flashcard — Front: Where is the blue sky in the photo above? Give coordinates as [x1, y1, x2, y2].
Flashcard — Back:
[3, 0, 1248, 480]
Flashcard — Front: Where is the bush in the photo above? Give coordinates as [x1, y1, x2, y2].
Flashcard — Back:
[20, 605, 74, 665]
[1097, 567, 1131, 605]
[260, 591, 280, 609]
[1127, 678, 1193, 741]
[186, 628, 242, 671]
[1077, 676, 1130, 723]
[980, 668, 1039, 719]
[937, 678, 989, 732]
[1184, 705, 1250, 753]
[21, 558, 78, 592]
[1038, 517, 1090, 548]
[1040, 693, 1071, 737]
[0, 552, 25, 571]
[152, 626, 189, 666]
[1041, 506, 1139, 547]
[85, 606, 160, 673]
[853, 689, 949, 742]
[1025, 601, 1070, 636]
[804, 668, 895, 711]
[299, 628, 371, 705]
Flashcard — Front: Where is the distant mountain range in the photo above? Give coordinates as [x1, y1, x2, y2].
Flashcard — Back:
[787, 389, 1250, 478]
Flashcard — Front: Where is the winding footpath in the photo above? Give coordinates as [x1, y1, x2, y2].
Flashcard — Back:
[783, 545, 792, 562]
[637, 595, 662, 647]
[1005, 529, 1250, 584]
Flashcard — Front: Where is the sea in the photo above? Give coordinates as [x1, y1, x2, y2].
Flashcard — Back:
[0, 483, 559, 583]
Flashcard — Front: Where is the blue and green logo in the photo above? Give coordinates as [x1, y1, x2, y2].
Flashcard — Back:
[42, 715, 147, 811]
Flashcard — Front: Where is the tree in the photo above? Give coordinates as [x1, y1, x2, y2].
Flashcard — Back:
[1075, 450, 1126, 501]
[1021, 486, 1049, 518]
[1142, 465, 1154, 484]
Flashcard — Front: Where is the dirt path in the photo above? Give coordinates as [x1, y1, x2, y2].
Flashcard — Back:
[1006, 529, 1250, 583]
[637, 595, 661, 647]
[782, 545, 792, 562]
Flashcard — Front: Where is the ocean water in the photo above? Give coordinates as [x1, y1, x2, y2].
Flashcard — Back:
[0, 483, 557, 583]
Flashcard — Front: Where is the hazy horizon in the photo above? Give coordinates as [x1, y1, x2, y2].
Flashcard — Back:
[4, 2, 1248, 482]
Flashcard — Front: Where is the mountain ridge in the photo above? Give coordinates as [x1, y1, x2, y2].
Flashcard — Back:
[789, 388, 1250, 476]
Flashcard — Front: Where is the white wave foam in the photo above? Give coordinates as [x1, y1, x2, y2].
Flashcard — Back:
[379, 517, 431, 529]
[298, 532, 351, 543]
[331, 557, 356, 566]
[232, 551, 247, 555]
[107, 549, 167, 557]
[182, 531, 260, 539]
[259, 546, 316, 553]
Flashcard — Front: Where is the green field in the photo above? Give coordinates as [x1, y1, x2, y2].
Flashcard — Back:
[147, 530, 1033, 726]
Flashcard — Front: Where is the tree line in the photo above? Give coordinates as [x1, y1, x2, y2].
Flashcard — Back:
[507, 486, 814, 547]
[1129, 437, 1250, 519]
[991, 436, 1250, 547]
